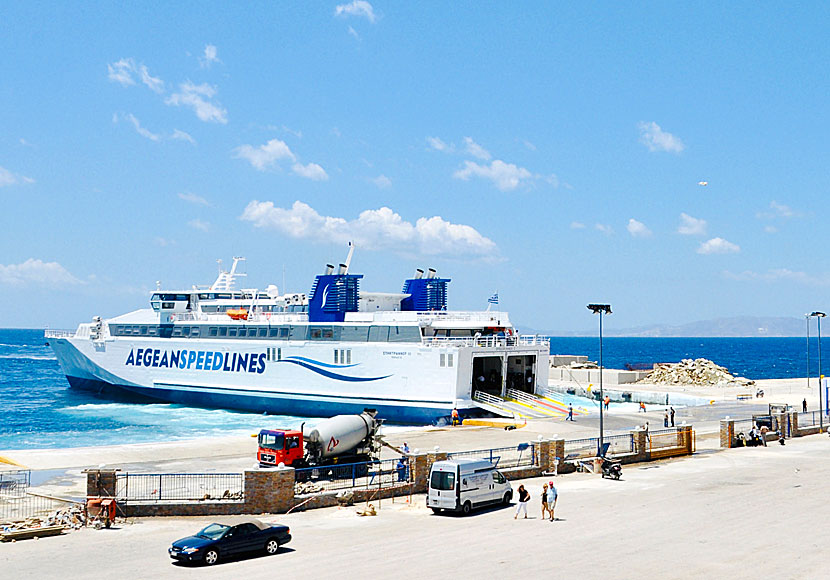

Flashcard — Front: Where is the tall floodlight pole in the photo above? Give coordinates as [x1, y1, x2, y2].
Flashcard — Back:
[811, 311, 826, 430]
[806, 314, 811, 393]
[588, 304, 612, 456]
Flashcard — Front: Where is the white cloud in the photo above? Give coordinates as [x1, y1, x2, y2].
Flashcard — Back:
[107, 59, 164, 92]
[453, 159, 532, 191]
[107, 58, 136, 86]
[124, 113, 161, 141]
[764, 225, 778, 234]
[638, 121, 685, 153]
[171, 129, 195, 144]
[234, 139, 296, 170]
[697, 237, 740, 255]
[188, 219, 210, 232]
[371, 174, 392, 188]
[241, 200, 497, 258]
[200, 44, 220, 68]
[570, 221, 586, 230]
[335, 0, 376, 22]
[595, 223, 614, 235]
[138, 64, 164, 93]
[235, 138, 327, 180]
[463, 137, 491, 160]
[348, 26, 360, 40]
[178, 192, 211, 207]
[677, 212, 707, 236]
[0, 166, 34, 187]
[427, 136, 452, 152]
[627, 218, 652, 238]
[166, 81, 228, 124]
[154, 237, 176, 247]
[522, 140, 537, 151]
[769, 200, 795, 218]
[292, 162, 329, 181]
[0, 259, 82, 286]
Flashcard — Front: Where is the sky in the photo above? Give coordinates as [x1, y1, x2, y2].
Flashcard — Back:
[2, 2, 830, 332]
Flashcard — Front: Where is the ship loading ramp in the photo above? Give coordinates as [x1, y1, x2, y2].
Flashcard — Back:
[472, 391, 550, 420]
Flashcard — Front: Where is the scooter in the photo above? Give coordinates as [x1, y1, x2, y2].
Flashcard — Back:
[601, 458, 622, 480]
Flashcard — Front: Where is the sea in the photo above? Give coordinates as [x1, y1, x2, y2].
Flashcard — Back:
[0, 328, 820, 450]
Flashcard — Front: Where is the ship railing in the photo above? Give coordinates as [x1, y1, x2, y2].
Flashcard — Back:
[44, 329, 76, 339]
[422, 335, 549, 348]
[414, 310, 507, 322]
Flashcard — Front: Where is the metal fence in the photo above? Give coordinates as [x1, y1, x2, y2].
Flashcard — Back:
[732, 418, 755, 436]
[648, 431, 683, 451]
[563, 434, 634, 459]
[1, 470, 81, 523]
[294, 458, 410, 494]
[798, 410, 828, 428]
[447, 443, 536, 469]
[115, 473, 244, 503]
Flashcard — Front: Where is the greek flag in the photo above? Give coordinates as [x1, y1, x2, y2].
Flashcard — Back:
[488, 292, 499, 305]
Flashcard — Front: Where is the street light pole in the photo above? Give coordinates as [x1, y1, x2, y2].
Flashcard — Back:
[806, 314, 811, 393]
[810, 311, 826, 431]
[588, 304, 612, 457]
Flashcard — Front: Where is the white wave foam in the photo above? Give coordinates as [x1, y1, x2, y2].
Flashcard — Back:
[0, 354, 57, 361]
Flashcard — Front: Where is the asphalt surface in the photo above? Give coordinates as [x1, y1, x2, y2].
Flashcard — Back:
[4, 434, 829, 579]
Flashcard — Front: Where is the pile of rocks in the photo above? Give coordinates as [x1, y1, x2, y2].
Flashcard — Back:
[639, 358, 754, 387]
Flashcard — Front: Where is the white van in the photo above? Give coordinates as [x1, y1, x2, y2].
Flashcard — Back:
[427, 459, 512, 515]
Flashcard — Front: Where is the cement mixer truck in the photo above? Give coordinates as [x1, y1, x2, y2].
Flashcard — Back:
[257, 410, 382, 469]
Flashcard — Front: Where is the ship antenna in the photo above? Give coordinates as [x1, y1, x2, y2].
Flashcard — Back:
[343, 241, 355, 274]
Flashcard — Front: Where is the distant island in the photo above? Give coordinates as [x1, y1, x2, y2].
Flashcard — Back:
[524, 316, 810, 338]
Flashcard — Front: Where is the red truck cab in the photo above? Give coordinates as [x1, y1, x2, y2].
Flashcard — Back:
[257, 429, 304, 467]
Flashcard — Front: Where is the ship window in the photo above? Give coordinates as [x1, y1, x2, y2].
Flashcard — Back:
[209, 327, 218, 337]
[268, 328, 278, 338]
[310, 328, 321, 339]
[277, 348, 282, 360]
[219, 327, 228, 337]
[448, 354, 454, 367]
[440, 354, 446, 367]
[216, 293, 231, 299]
[162, 302, 175, 310]
[334, 350, 339, 364]
[258, 328, 267, 338]
[228, 327, 238, 337]
[289, 326, 307, 340]
[182, 326, 191, 337]
[198, 293, 210, 300]
[346, 350, 351, 364]
[171, 327, 182, 337]
[148, 326, 158, 336]
[341, 326, 369, 342]
[140, 326, 149, 336]
[388, 326, 420, 343]
[280, 327, 290, 338]
[191, 327, 200, 337]
[368, 326, 388, 342]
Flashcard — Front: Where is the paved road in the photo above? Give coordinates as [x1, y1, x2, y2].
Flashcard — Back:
[3, 435, 829, 579]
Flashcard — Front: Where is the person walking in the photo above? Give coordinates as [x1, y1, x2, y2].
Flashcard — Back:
[566, 404, 574, 421]
[664, 410, 669, 428]
[541, 484, 549, 520]
[451, 407, 460, 427]
[514, 485, 530, 519]
[670, 407, 675, 427]
[604, 395, 610, 410]
[644, 421, 650, 442]
[547, 482, 558, 521]
[803, 398, 808, 413]
[639, 401, 646, 413]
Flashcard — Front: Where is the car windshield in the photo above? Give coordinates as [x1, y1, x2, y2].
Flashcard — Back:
[197, 523, 230, 540]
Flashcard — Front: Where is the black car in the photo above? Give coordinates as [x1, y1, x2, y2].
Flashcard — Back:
[169, 518, 291, 566]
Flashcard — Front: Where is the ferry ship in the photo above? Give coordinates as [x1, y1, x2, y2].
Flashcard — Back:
[46, 247, 550, 423]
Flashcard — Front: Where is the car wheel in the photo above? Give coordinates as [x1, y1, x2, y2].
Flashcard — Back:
[461, 501, 472, 515]
[502, 492, 512, 506]
[203, 549, 219, 566]
[265, 538, 280, 555]
[430, 507, 441, 514]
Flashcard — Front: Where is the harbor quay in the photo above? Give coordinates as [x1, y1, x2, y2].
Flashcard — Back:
[3, 431, 829, 579]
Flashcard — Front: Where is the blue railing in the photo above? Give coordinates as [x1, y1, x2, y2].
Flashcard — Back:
[294, 458, 410, 493]
[447, 443, 535, 468]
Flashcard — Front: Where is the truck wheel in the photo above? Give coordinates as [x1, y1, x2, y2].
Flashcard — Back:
[461, 501, 472, 515]
[502, 492, 512, 506]
[430, 507, 442, 514]
[265, 538, 280, 555]
[203, 549, 219, 566]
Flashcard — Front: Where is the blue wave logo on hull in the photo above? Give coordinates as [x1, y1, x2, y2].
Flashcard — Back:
[278, 356, 390, 382]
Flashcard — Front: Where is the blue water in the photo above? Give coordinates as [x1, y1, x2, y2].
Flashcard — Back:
[0, 329, 821, 450]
